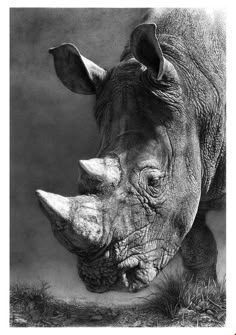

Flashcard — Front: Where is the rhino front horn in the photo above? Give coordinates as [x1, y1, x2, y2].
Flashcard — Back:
[36, 190, 71, 221]
[36, 190, 106, 250]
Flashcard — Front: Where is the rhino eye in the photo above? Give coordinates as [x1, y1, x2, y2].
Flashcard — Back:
[147, 175, 160, 188]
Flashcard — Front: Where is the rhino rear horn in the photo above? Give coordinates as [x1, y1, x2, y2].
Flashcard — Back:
[79, 157, 121, 185]
[49, 43, 107, 94]
[130, 23, 166, 80]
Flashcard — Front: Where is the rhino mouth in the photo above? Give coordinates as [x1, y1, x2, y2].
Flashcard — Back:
[78, 246, 164, 293]
[80, 264, 159, 293]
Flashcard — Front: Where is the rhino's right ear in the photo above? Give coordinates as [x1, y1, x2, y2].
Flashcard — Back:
[130, 23, 166, 80]
[49, 43, 107, 95]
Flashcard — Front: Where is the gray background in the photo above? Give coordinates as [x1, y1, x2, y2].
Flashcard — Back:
[10, 8, 225, 305]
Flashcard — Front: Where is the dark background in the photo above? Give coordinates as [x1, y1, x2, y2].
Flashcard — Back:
[10, 8, 225, 305]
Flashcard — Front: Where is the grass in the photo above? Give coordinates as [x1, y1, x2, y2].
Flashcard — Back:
[144, 272, 226, 326]
[10, 274, 226, 327]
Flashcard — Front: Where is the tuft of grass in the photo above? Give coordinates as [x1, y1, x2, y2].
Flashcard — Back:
[10, 281, 52, 310]
[144, 272, 226, 326]
[10, 281, 51, 304]
[10, 281, 54, 326]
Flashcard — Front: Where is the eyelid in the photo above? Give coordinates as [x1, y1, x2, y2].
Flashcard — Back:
[147, 168, 165, 178]
[137, 160, 161, 169]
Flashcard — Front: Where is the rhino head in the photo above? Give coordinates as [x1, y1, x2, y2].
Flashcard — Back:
[37, 23, 202, 292]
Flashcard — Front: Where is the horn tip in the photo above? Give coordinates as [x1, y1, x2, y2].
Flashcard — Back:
[36, 189, 45, 195]
[78, 159, 87, 170]
[36, 189, 42, 196]
[35, 189, 48, 202]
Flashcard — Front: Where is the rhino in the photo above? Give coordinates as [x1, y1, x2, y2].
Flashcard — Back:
[36, 8, 225, 293]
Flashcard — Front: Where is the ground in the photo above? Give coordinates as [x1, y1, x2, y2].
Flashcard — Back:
[10, 275, 226, 327]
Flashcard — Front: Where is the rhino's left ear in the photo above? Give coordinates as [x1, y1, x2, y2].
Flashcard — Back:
[130, 23, 166, 80]
[49, 43, 107, 95]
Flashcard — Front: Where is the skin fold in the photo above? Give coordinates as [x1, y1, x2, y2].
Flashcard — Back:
[37, 9, 225, 293]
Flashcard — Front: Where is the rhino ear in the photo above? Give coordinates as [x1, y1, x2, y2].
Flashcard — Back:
[130, 23, 165, 80]
[49, 43, 107, 95]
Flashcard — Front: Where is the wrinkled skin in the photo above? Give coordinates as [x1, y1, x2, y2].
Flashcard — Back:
[37, 9, 225, 293]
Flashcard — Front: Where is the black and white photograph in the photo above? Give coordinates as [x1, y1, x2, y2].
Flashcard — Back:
[9, 5, 227, 328]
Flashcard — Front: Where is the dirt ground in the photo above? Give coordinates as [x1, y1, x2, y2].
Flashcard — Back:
[10, 279, 226, 327]
[10, 301, 225, 327]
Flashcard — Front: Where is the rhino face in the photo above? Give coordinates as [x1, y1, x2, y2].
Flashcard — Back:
[37, 23, 202, 292]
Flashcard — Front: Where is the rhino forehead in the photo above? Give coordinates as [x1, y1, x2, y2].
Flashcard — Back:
[95, 75, 142, 126]
[95, 69, 184, 151]
[109, 59, 144, 80]
[95, 85, 173, 153]
[95, 89, 147, 152]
